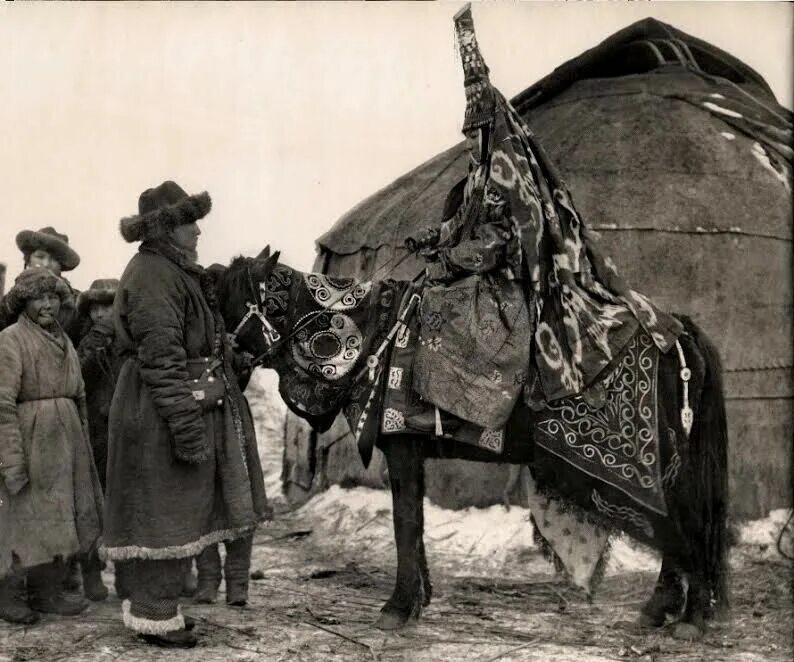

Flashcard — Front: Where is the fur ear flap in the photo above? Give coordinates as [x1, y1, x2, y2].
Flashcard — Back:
[256, 245, 271, 260]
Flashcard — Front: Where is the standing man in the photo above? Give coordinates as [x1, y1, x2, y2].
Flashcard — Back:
[101, 181, 268, 648]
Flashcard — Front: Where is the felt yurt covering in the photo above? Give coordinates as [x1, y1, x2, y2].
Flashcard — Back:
[282, 18, 792, 520]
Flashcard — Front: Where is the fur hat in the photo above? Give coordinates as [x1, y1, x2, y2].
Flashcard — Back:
[77, 278, 119, 315]
[15, 226, 81, 272]
[120, 180, 212, 243]
[4, 267, 72, 317]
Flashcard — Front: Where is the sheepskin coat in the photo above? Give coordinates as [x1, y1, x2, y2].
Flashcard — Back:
[0, 314, 103, 579]
[101, 241, 267, 561]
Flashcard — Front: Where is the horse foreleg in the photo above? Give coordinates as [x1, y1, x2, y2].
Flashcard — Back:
[639, 554, 687, 627]
[376, 436, 426, 630]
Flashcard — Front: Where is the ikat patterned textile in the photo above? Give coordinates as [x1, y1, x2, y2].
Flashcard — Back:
[534, 331, 669, 516]
[440, 7, 684, 403]
[259, 264, 401, 429]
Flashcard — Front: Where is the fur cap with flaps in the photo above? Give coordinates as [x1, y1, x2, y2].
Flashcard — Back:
[4, 267, 72, 318]
[120, 180, 212, 243]
[15, 226, 81, 272]
[77, 278, 119, 315]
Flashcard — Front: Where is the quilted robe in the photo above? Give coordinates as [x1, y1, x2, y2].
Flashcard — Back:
[101, 242, 267, 561]
[0, 314, 103, 578]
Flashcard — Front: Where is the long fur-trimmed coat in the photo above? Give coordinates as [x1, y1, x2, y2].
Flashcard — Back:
[0, 314, 103, 578]
[101, 241, 267, 561]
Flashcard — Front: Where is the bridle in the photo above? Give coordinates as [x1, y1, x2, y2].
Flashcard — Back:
[227, 265, 281, 365]
[226, 252, 425, 370]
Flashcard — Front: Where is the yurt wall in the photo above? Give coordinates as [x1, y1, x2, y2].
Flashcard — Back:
[282, 19, 792, 520]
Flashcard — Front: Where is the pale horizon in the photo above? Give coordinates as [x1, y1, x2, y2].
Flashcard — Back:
[1, 1, 791, 290]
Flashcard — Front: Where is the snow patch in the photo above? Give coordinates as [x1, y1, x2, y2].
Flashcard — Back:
[720, 131, 736, 140]
[297, 485, 661, 576]
[739, 507, 791, 547]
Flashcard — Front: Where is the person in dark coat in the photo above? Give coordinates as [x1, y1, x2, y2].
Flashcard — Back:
[0, 227, 83, 344]
[0, 268, 103, 624]
[75, 278, 124, 602]
[101, 181, 269, 648]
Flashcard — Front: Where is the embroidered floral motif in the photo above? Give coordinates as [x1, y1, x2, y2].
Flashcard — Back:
[395, 325, 410, 349]
[478, 429, 504, 453]
[388, 367, 404, 390]
[382, 408, 406, 433]
[424, 310, 444, 332]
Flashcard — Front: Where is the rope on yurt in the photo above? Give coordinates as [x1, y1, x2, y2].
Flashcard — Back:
[589, 225, 791, 243]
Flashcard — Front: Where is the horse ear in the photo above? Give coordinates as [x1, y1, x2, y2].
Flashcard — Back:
[256, 245, 271, 260]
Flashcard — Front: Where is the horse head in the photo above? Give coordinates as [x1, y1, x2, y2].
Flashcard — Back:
[216, 245, 284, 364]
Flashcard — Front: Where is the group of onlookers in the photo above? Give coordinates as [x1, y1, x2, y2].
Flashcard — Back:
[0, 181, 271, 648]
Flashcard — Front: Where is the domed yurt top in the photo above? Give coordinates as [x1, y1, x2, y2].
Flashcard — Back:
[317, 17, 792, 258]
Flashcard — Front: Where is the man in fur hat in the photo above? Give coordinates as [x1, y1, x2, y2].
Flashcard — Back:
[0, 227, 83, 343]
[101, 181, 268, 648]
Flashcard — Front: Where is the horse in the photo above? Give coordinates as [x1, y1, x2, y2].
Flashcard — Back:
[215, 248, 729, 641]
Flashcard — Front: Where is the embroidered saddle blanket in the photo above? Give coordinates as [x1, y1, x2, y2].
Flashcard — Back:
[381, 307, 668, 515]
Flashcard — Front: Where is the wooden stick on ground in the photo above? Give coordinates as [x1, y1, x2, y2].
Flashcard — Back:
[302, 620, 379, 661]
[482, 638, 541, 662]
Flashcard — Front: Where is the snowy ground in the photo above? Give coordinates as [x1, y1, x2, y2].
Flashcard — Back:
[0, 373, 791, 661]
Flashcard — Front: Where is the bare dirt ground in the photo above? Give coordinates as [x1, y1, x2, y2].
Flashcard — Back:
[0, 497, 790, 662]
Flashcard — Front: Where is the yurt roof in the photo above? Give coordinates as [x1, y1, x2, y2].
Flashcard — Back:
[317, 17, 792, 258]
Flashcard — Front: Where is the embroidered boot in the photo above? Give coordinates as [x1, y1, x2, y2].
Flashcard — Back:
[81, 553, 108, 602]
[0, 574, 39, 625]
[28, 562, 89, 616]
[139, 630, 198, 648]
[224, 535, 253, 607]
[63, 557, 82, 592]
[194, 545, 221, 604]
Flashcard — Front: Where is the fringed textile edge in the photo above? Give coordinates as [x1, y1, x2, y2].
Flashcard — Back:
[122, 600, 184, 634]
[100, 525, 256, 562]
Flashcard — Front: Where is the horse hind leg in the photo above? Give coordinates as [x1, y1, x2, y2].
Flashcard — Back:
[376, 436, 427, 630]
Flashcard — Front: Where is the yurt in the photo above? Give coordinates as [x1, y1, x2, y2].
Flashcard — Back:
[282, 18, 793, 520]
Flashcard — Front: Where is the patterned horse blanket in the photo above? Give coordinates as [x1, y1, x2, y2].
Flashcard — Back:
[533, 330, 669, 516]
[258, 263, 405, 440]
[384, 310, 669, 516]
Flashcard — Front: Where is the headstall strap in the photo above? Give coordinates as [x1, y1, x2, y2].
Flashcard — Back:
[229, 265, 281, 351]
[675, 339, 693, 437]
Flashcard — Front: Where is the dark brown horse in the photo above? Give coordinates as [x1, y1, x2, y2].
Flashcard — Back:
[216, 250, 729, 640]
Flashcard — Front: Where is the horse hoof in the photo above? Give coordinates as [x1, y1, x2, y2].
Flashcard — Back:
[672, 623, 703, 641]
[375, 609, 410, 631]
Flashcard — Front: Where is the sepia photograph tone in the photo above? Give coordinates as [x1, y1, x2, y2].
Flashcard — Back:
[0, 2, 791, 661]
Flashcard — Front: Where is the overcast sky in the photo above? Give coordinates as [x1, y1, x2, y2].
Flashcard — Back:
[0, 1, 791, 290]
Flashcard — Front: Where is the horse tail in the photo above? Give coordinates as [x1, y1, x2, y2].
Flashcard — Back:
[681, 316, 730, 617]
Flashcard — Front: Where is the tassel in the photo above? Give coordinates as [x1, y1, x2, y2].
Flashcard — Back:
[435, 406, 444, 437]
